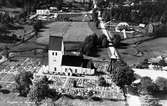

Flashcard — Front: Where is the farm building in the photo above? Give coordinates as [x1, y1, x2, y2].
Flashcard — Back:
[48, 36, 95, 76]
[36, 9, 50, 15]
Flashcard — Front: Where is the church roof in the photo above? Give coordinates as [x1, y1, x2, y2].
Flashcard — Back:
[49, 36, 63, 51]
[61, 55, 92, 68]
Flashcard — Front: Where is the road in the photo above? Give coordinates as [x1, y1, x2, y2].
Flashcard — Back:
[98, 15, 120, 59]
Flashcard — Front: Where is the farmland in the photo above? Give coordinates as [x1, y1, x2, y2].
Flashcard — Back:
[36, 22, 94, 44]
[118, 37, 167, 65]
[36, 21, 109, 59]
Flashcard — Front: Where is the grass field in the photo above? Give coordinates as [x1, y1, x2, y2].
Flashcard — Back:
[118, 37, 167, 65]
[54, 96, 126, 106]
[36, 22, 94, 45]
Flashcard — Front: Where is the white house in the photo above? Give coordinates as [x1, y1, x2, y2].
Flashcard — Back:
[48, 36, 95, 76]
[36, 9, 50, 15]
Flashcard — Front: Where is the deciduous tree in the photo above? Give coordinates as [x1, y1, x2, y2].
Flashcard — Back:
[28, 76, 51, 104]
[138, 77, 159, 95]
[110, 60, 135, 99]
[15, 71, 33, 96]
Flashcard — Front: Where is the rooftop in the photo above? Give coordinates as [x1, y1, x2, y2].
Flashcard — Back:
[49, 36, 63, 51]
[61, 55, 93, 68]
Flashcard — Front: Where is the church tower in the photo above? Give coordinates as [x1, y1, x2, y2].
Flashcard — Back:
[48, 36, 64, 73]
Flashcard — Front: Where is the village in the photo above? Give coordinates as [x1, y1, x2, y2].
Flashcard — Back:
[0, 0, 167, 106]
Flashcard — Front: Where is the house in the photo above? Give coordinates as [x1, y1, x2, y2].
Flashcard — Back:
[36, 9, 50, 15]
[48, 36, 95, 76]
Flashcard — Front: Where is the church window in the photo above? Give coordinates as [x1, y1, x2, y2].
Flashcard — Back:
[75, 69, 77, 73]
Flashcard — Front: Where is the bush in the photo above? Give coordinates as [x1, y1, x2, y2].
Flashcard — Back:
[155, 77, 167, 91]
[136, 59, 149, 69]
[138, 77, 159, 95]
[15, 71, 33, 96]
[98, 77, 107, 87]
[28, 76, 51, 103]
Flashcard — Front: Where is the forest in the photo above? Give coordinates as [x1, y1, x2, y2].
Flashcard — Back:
[100, 0, 167, 24]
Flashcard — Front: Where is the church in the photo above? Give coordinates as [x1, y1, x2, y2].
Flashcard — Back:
[48, 36, 95, 76]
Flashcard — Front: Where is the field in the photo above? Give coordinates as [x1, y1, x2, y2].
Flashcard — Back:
[118, 37, 167, 65]
[54, 97, 126, 106]
[36, 22, 94, 45]
[36, 21, 109, 59]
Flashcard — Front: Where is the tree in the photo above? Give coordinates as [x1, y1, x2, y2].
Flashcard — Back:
[83, 42, 97, 56]
[28, 76, 51, 104]
[92, 8, 98, 23]
[33, 20, 42, 38]
[138, 77, 159, 95]
[81, 34, 98, 56]
[112, 34, 121, 47]
[159, 58, 167, 67]
[98, 77, 108, 87]
[101, 35, 109, 48]
[3, 46, 9, 59]
[98, 34, 109, 48]
[110, 60, 135, 100]
[155, 77, 167, 91]
[160, 11, 167, 24]
[15, 71, 33, 96]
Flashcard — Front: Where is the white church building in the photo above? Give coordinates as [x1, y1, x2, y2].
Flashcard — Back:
[48, 36, 95, 76]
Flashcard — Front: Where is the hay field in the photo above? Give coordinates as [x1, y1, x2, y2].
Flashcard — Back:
[36, 22, 94, 45]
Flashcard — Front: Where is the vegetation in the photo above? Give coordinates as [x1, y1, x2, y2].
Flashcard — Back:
[0, 12, 13, 24]
[136, 59, 149, 69]
[81, 33, 109, 56]
[137, 77, 159, 95]
[15, 71, 33, 96]
[92, 9, 99, 28]
[101, 0, 167, 24]
[112, 34, 121, 47]
[3, 46, 9, 59]
[98, 77, 107, 87]
[33, 20, 43, 37]
[28, 76, 53, 104]
[81, 33, 98, 56]
[155, 77, 167, 91]
[160, 10, 167, 24]
[110, 60, 135, 99]
[98, 34, 109, 48]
